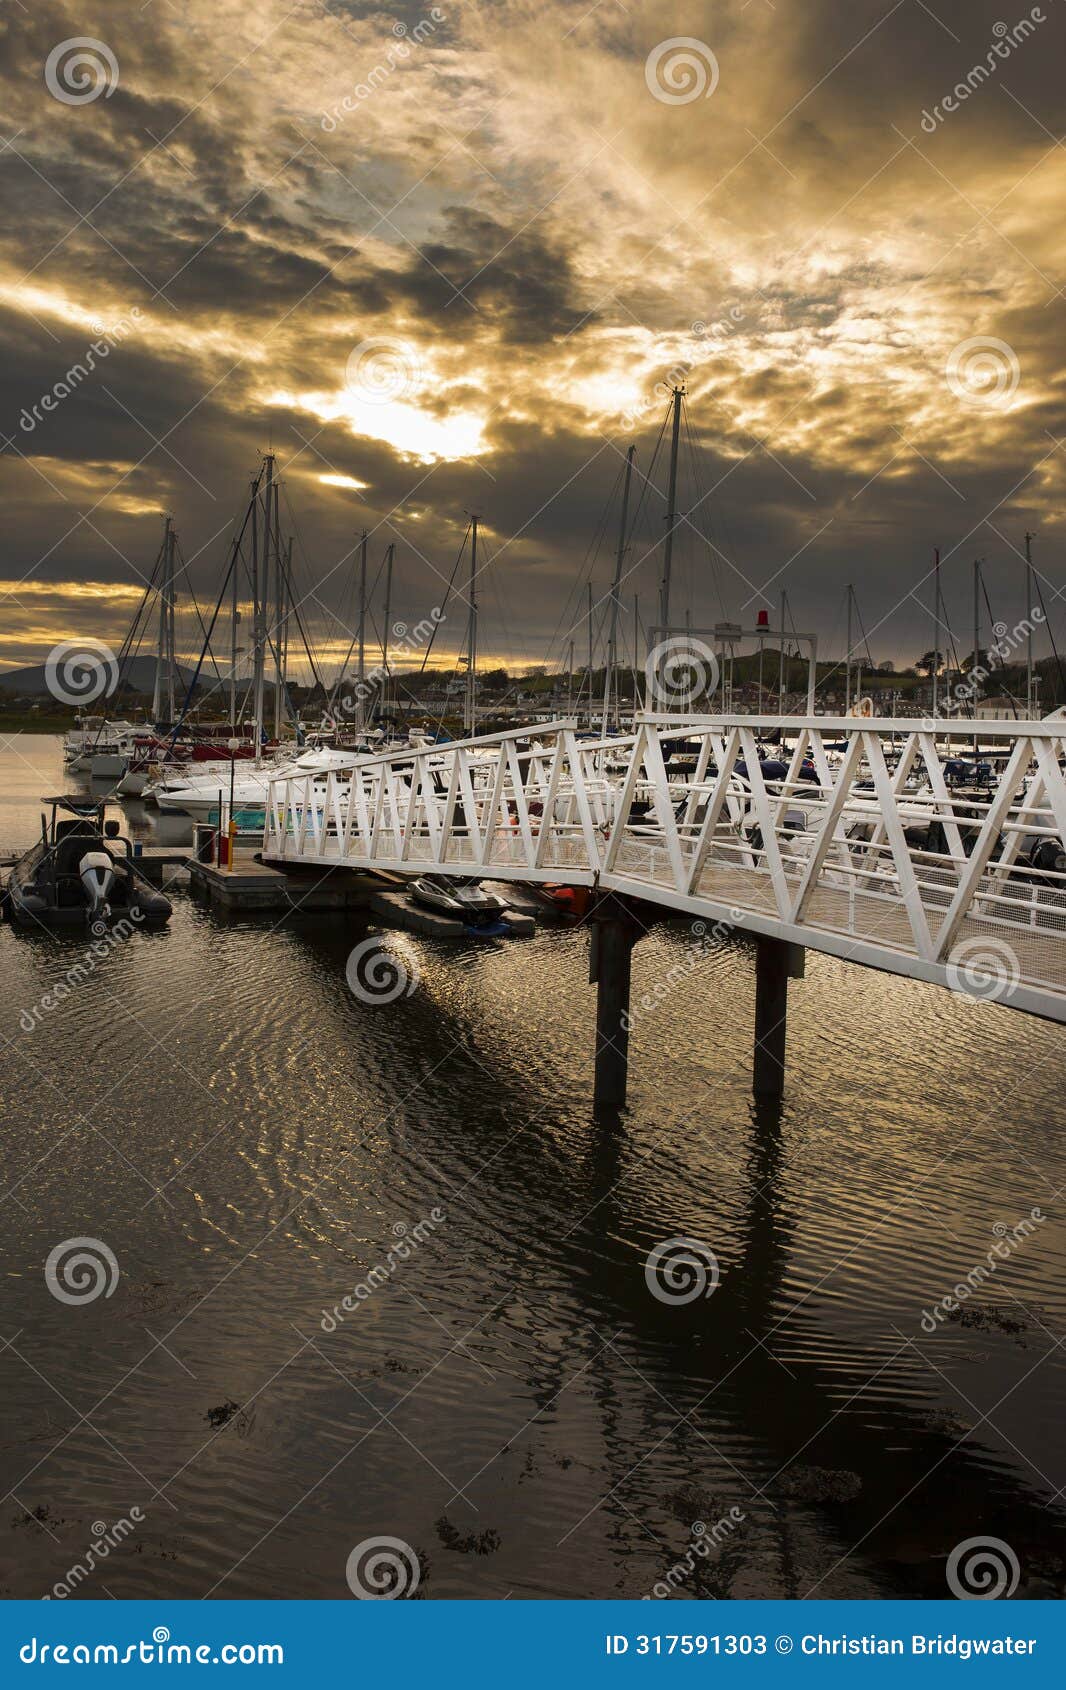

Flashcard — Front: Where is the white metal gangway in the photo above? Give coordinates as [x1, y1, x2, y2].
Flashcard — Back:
[262, 715, 1066, 1022]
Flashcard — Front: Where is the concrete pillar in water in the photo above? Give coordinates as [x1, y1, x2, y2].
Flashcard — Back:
[589, 898, 644, 1112]
[753, 935, 805, 1097]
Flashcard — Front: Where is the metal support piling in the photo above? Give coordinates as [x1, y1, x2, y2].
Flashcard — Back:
[589, 897, 644, 1112]
[753, 936, 804, 1097]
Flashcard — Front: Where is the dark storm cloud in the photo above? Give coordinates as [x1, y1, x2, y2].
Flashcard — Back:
[0, 0, 1064, 674]
[394, 206, 599, 343]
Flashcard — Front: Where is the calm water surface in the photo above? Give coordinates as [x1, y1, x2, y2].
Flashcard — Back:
[1, 736, 1064, 1599]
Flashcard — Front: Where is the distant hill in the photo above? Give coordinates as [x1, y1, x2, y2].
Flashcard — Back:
[0, 655, 201, 698]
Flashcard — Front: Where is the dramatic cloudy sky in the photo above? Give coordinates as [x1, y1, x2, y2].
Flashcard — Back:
[1, 0, 1065, 681]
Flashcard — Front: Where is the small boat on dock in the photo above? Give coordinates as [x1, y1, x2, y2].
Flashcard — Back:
[2, 797, 172, 935]
[409, 874, 511, 934]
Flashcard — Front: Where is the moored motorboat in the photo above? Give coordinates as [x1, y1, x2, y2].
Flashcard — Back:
[2, 797, 172, 934]
[116, 766, 150, 797]
[89, 751, 128, 779]
[535, 884, 590, 920]
[408, 874, 510, 932]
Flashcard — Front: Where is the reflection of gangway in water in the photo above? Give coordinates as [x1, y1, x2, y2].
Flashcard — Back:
[282, 912, 1066, 1595]
[263, 713, 1066, 1107]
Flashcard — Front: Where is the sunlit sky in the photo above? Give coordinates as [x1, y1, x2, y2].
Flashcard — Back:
[2, 0, 1065, 682]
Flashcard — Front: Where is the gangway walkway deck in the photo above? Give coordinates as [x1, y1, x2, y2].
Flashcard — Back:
[262, 715, 1066, 1024]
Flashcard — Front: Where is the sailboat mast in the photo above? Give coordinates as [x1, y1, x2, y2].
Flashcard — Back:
[603, 444, 634, 732]
[153, 514, 171, 723]
[251, 475, 263, 759]
[1025, 530, 1034, 715]
[972, 556, 983, 754]
[274, 533, 288, 741]
[587, 581, 598, 726]
[275, 479, 287, 743]
[284, 536, 292, 722]
[932, 547, 940, 718]
[259, 455, 275, 748]
[229, 521, 239, 731]
[778, 588, 787, 710]
[658, 387, 683, 635]
[355, 530, 367, 733]
[382, 542, 395, 729]
[845, 583, 853, 713]
[973, 557, 982, 720]
[465, 516, 478, 736]
[166, 520, 178, 722]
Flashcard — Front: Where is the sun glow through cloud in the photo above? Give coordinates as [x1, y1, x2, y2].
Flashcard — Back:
[317, 473, 370, 492]
[271, 389, 490, 465]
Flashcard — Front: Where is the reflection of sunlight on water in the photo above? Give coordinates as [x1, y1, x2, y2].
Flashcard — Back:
[0, 733, 69, 847]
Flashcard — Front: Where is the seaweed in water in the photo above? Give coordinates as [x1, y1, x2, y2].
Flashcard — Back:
[205, 1399, 241, 1428]
[948, 1302, 1031, 1343]
[663, 1482, 729, 1524]
[775, 1466, 862, 1503]
[435, 1515, 502, 1555]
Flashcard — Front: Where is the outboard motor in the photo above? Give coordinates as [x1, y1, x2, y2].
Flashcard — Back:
[79, 850, 115, 930]
[1030, 838, 1066, 876]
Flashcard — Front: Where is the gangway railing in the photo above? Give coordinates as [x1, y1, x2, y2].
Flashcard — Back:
[262, 716, 1066, 1020]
